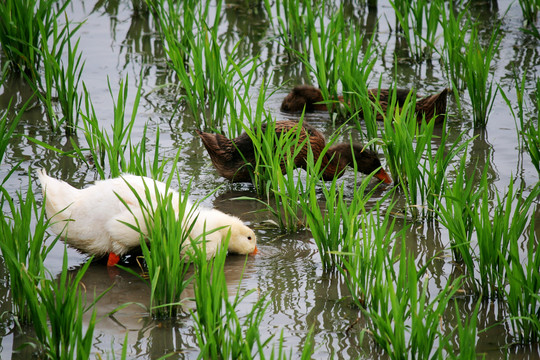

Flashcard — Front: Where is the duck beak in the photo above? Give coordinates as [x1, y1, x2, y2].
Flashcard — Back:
[375, 168, 392, 185]
[250, 246, 258, 255]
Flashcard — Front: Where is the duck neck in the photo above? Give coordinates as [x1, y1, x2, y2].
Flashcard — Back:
[321, 143, 354, 180]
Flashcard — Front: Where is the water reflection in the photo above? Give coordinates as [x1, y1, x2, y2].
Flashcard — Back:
[467, 128, 499, 199]
[1, 0, 540, 358]
[58, 253, 258, 359]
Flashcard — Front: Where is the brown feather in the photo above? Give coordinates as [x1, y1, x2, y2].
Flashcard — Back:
[281, 85, 449, 123]
[196, 121, 392, 184]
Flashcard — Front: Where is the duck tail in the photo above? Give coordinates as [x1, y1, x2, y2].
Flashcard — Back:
[417, 88, 449, 122]
[36, 170, 78, 220]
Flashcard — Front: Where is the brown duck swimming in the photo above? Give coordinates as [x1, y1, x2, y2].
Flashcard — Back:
[196, 120, 392, 184]
[280, 85, 449, 123]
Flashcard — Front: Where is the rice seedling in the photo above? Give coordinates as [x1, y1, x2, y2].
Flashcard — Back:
[500, 70, 527, 151]
[151, 0, 259, 131]
[379, 90, 428, 218]
[0, 175, 59, 325]
[78, 77, 141, 179]
[451, 299, 481, 359]
[226, 80, 297, 196]
[423, 127, 472, 220]
[124, 125, 170, 179]
[300, 3, 344, 118]
[47, 25, 84, 137]
[339, 200, 404, 308]
[500, 70, 540, 175]
[298, 159, 383, 270]
[264, 0, 309, 59]
[464, 24, 502, 128]
[190, 233, 271, 359]
[440, 171, 538, 298]
[434, 151, 478, 267]
[524, 79, 540, 175]
[390, 0, 443, 62]
[439, 0, 470, 95]
[363, 243, 460, 359]
[0, 0, 71, 81]
[338, 30, 379, 140]
[519, 78, 540, 175]
[146, 0, 198, 66]
[471, 175, 536, 298]
[0, 96, 30, 168]
[237, 116, 311, 232]
[517, 0, 540, 26]
[119, 172, 195, 319]
[32, 18, 85, 136]
[32, 249, 106, 359]
[262, 328, 314, 360]
[504, 223, 540, 344]
[379, 88, 469, 219]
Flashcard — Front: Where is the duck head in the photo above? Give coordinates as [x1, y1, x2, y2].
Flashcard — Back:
[281, 85, 326, 113]
[327, 143, 393, 184]
[224, 218, 258, 255]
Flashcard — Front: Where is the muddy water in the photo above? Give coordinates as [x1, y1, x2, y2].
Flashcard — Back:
[0, 0, 539, 358]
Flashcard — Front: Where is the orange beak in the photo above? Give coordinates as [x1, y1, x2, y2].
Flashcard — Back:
[375, 168, 392, 185]
[250, 246, 258, 255]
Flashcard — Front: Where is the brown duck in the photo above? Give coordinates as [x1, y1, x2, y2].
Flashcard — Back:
[280, 85, 449, 123]
[196, 121, 392, 184]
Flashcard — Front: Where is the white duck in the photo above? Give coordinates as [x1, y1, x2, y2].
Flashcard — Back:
[37, 170, 257, 266]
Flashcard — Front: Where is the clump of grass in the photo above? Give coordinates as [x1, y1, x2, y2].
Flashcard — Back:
[119, 173, 195, 319]
[190, 233, 271, 359]
[504, 223, 540, 344]
[363, 243, 460, 358]
[151, 0, 259, 131]
[439, 0, 470, 96]
[339, 200, 403, 308]
[435, 151, 478, 266]
[472, 175, 535, 298]
[31, 18, 85, 136]
[464, 24, 502, 128]
[299, 162, 382, 270]
[237, 115, 312, 232]
[501, 72, 540, 176]
[78, 77, 141, 179]
[451, 299, 481, 358]
[339, 30, 379, 139]
[33, 250, 105, 359]
[264, 0, 309, 60]
[518, 0, 540, 26]
[0, 175, 59, 324]
[390, 0, 442, 62]
[0, 0, 71, 80]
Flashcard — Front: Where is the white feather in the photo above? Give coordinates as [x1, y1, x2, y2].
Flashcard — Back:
[37, 170, 257, 259]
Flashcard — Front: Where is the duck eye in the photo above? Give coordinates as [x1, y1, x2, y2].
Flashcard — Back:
[248, 236, 252, 240]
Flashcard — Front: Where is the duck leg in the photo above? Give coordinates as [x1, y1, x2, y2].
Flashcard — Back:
[107, 252, 121, 267]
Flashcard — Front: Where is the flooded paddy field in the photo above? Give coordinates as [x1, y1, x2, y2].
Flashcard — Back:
[0, 0, 539, 358]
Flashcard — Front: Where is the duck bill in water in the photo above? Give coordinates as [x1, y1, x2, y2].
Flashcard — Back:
[375, 168, 392, 184]
[250, 246, 258, 255]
